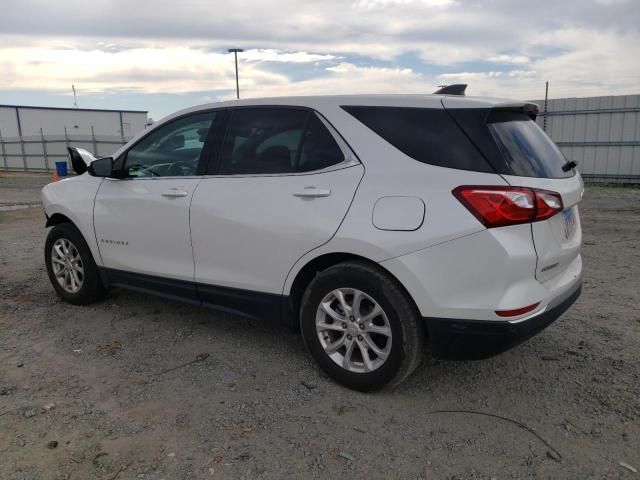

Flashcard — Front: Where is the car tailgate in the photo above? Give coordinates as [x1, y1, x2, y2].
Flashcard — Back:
[501, 174, 583, 282]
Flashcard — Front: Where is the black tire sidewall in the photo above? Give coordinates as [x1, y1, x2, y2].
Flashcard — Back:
[300, 265, 408, 392]
[44, 223, 104, 305]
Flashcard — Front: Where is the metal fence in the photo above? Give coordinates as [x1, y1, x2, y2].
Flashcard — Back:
[0, 126, 131, 172]
[535, 94, 640, 184]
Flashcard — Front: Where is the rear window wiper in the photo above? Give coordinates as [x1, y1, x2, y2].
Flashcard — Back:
[562, 160, 577, 172]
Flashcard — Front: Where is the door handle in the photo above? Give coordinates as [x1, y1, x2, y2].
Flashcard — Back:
[161, 189, 188, 198]
[293, 187, 331, 198]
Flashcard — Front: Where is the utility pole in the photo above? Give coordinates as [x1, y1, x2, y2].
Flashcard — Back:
[228, 48, 244, 99]
[72, 84, 78, 109]
[543, 81, 549, 132]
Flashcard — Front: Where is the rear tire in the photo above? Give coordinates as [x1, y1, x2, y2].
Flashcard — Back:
[300, 261, 423, 392]
[45, 223, 107, 305]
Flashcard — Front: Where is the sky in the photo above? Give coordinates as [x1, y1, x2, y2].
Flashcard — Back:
[1, 0, 639, 120]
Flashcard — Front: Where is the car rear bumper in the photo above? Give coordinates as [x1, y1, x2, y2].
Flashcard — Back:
[424, 279, 582, 360]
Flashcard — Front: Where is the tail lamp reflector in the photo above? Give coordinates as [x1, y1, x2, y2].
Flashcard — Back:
[495, 302, 540, 318]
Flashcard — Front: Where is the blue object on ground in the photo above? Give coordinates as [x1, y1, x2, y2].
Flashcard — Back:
[55, 161, 68, 177]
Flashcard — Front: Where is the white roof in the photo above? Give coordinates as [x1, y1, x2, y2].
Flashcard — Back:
[198, 93, 533, 109]
[156, 93, 537, 125]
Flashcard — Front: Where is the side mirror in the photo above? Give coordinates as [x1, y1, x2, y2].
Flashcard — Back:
[88, 157, 114, 177]
[67, 147, 96, 175]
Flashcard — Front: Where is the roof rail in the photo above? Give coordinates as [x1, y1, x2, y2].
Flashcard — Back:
[433, 84, 467, 95]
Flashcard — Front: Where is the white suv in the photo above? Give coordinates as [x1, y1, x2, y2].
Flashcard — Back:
[42, 89, 583, 391]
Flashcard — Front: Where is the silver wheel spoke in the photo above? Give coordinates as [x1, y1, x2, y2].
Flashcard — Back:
[352, 290, 363, 317]
[364, 323, 391, 336]
[325, 335, 346, 354]
[70, 270, 81, 288]
[363, 334, 388, 360]
[317, 320, 345, 333]
[54, 244, 65, 259]
[360, 305, 382, 323]
[71, 263, 83, 274]
[357, 340, 374, 372]
[51, 257, 65, 265]
[342, 340, 355, 370]
[320, 301, 344, 323]
[335, 290, 351, 315]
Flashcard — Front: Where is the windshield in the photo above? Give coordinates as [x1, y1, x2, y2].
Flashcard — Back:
[488, 111, 574, 178]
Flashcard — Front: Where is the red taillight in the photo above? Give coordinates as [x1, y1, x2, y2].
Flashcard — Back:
[452, 186, 563, 228]
[534, 189, 563, 220]
[495, 302, 540, 317]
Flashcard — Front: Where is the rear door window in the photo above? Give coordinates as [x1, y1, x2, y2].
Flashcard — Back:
[487, 111, 573, 178]
[341, 106, 494, 173]
[217, 108, 345, 175]
[297, 114, 345, 172]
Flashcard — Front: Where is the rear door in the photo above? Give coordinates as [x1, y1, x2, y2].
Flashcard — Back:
[190, 107, 363, 316]
[445, 100, 583, 283]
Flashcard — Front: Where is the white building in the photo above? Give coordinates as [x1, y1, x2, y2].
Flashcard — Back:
[0, 105, 148, 171]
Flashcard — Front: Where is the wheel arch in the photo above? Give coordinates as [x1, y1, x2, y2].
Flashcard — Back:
[46, 212, 74, 228]
[44, 207, 104, 267]
[286, 252, 422, 330]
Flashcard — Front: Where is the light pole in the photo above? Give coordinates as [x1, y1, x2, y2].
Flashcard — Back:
[228, 48, 244, 99]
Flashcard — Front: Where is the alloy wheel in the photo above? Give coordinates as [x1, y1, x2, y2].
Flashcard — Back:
[50, 238, 84, 294]
[315, 288, 392, 373]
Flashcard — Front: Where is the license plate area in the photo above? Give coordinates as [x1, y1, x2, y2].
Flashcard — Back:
[563, 208, 577, 239]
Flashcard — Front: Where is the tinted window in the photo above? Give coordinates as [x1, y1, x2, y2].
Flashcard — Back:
[342, 106, 493, 173]
[124, 112, 217, 177]
[488, 111, 573, 178]
[297, 114, 345, 172]
[218, 109, 344, 175]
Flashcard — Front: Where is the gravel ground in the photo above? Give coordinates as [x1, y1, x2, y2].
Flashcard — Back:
[1, 172, 639, 479]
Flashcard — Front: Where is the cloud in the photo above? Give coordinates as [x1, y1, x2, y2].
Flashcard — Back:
[240, 62, 432, 99]
[439, 70, 537, 80]
[594, 0, 628, 4]
[0, 41, 291, 94]
[239, 49, 339, 63]
[0, 0, 638, 117]
[352, 0, 454, 10]
[487, 54, 531, 65]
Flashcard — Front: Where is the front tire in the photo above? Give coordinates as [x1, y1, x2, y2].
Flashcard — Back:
[44, 223, 107, 305]
[300, 261, 423, 392]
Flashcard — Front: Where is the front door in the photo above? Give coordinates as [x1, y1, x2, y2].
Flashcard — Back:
[94, 111, 220, 297]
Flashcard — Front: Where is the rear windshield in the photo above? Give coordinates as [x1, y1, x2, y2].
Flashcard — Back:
[487, 111, 574, 178]
[341, 106, 494, 173]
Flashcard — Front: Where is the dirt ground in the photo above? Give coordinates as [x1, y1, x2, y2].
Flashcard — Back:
[1, 172, 639, 480]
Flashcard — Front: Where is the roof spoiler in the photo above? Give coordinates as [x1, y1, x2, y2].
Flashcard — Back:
[491, 103, 540, 120]
[433, 84, 467, 96]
